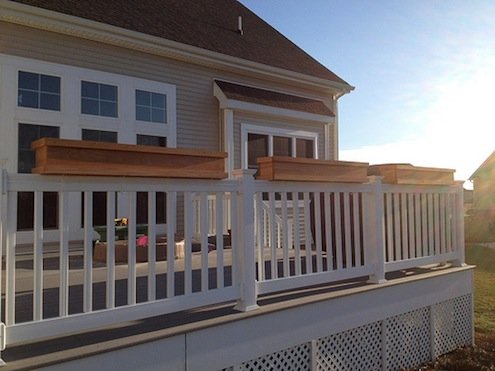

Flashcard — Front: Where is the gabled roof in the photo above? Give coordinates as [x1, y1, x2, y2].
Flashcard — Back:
[7, 0, 350, 87]
[215, 80, 335, 117]
[470, 150, 495, 180]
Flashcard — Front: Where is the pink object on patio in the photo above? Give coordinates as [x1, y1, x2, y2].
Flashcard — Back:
[137, 235, 149, 247]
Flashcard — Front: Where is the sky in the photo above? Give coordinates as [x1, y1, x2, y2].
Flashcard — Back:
[239, 0, 495, 187]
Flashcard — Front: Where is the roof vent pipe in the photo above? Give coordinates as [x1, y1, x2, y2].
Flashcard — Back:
[238, 16, 243, 35]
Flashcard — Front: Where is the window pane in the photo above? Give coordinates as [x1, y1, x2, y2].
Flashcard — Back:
[136, 106, 151, 121]
[247, 133, 268, 169]
[81, 81, 98, 98]
[273, 136, 292, 157]
[82, 98, 99, 115]
[18, 71, 39, 90]
[136, 90, 150, 106]
[40, 75, 60, 94]
[18, 150, 35, 173]
[18, 90, 38, 108]
[100, 84, 117, 101]
[151, 108, 165, 123]
[40, 125, 61, 139]
[99, 130, 118, 143]
[100, 101, 117, 117]
[151, 92, 166, 109]
[40, 93, 60, 111]
[18, 123, 40, 150]
[296, 138, 314, 158]
[137, 134, 167, 147]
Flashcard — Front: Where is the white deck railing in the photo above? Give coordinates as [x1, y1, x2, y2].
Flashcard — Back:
[0, 169, 465, 359]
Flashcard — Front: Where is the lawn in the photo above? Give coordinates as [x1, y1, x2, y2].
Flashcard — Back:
[411, 245, 495, 370]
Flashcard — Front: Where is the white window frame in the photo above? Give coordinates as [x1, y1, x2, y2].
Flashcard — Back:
[240, 123, 318, 169]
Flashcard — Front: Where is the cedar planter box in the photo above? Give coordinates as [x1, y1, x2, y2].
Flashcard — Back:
[94, 237, 170, 263]
[94, 224, 148, 242]
[368, 163, 455, 185]
[256, 156, 369, 183]
[31, 138, 227, 179]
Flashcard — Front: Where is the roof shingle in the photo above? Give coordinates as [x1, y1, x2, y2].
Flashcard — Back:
[8, 0, 350, 85]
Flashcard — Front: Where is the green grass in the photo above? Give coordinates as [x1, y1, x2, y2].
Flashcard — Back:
[466, 245, 495, 335]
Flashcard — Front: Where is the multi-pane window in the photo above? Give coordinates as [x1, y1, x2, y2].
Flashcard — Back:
[137, 134, 167, 147]
[18, 71, 61, 111]
[17, 124, 60, 230]
[247, 132, 315, 169]
[82, 128, 118, 143]
[135, 89, 167, 124]
[81, 81, 118, 117]
[136, 134, 167, 224]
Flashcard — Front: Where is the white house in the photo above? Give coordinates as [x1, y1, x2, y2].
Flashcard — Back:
[0, 1, 473, 369]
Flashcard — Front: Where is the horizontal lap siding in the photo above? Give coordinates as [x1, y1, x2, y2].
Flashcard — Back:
[0, 22, 336, 161]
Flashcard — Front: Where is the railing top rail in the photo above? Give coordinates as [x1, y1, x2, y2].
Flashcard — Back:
[4, 173, 239, 193]
[253, 179, 371, 193]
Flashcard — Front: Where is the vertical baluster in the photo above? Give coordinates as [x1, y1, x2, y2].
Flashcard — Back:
[255, 193, 264, 281]
[400, 193, 408, 260]
[408, 193, 415, 259]
[148, 191, 156, 301]
[427, 193, 434, 256]
[439, 193, 446, 254]
[303, 192, 312, 274]
[324, 192, 334, 271]
[446, 193, 453, 252]
[127, 192, 137, 305]
[5, 191, 17, 326]
[216, 192, 225, 288]
[421, 193, 428, 256]
[268, 192, 277, 279]
[59, 191, 70, 316]
[166, 191, 176, 297]
[106, 191, 116, 309]
[184, 192, 193, 294]
[200, 192, 209, 292]
[343, 192, 352, 268]
[33, 191, 43, 321]
[414, 193, 422, 258]
[393, 193, 401, 260]
[385, 193, 394, 262]
[281, 192, 290, 276]
[230, 191, 238, 287]
[353, 192, 362, 267]
[334, 192, 343, 270]
[434, 193, 440, 256]
[314, 192, 323, 273]
[83, 191, 93, 312]
[292, 192, 301, 275]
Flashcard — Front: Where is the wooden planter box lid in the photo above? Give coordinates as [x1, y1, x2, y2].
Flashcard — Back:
[368, 163, 455, 185]
[31, 138, 227, 179]
[256, 156, 369, 183]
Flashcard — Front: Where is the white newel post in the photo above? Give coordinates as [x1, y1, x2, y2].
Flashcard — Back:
[233, 169, 259, 312]
[453, 180, 466, 267]
[366, 176, 387, 284]
[0, 169, 6, 364]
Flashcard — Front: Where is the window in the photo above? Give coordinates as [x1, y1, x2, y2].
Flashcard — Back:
[137, 134, 167, 147]
[17, 124, 60, 230]
[244, 126, 317, 169]
[81, 129, 118, 227]
[136, 134, 167, 224]
[18, 71, 60, 111]
[136, 90, 167, 124]
[81, 81, 118, 117]
[82, 128, 118, 143]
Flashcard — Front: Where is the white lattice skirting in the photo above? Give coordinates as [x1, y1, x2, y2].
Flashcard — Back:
[223, 294, 473, 371]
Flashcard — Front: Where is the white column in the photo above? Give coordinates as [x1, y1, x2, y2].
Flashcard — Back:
[233, 169, 259, 312]
[365, 176, 387, 284]
[452, 181, 466, 267]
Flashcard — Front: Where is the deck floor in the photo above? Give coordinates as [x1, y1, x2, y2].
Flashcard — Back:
[0, 245, 458, 369]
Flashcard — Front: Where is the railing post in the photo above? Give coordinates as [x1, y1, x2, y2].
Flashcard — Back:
[452, 181, 466, 267]
[232, 169, 259, 312]
[0, 168, 7, 365]
[366, 176, 387, 284]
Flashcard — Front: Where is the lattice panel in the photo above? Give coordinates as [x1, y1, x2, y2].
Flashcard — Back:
[239, 342, 311, 371]
[433, 294, 473, 357]
[316, 322, 382, 371]
[385, 306, 430, 370]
